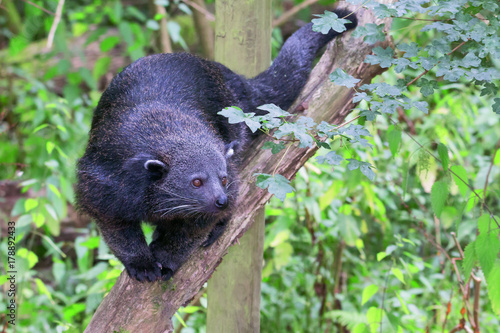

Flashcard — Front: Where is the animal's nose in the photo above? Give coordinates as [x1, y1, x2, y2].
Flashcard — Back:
[215, 195, 228, 210]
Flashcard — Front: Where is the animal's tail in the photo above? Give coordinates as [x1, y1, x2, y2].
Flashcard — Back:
[248, 9, 357, 110]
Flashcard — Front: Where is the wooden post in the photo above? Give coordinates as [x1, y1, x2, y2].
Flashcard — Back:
[207, 0, 271, 332]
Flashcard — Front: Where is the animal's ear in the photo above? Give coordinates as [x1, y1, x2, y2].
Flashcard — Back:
[225, 141, 239, 159]
[144, 160, 168, 179]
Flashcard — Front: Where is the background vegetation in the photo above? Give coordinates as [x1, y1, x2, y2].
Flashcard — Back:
[0, 0, 499, 332]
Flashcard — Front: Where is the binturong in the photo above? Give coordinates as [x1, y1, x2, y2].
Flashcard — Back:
[76, 9, 357, 282]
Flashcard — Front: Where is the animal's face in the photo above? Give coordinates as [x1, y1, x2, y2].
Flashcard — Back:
[144, 141, 238, 220]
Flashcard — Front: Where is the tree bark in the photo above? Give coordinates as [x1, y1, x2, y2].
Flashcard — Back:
[83, 2, 394, 332]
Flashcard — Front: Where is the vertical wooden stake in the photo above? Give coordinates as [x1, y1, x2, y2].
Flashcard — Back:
[207, 2, 271, 331]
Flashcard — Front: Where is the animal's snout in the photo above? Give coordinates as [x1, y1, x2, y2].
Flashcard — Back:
[215, 195, 228, 210]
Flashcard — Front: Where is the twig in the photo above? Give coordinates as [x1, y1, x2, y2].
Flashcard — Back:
[482, 137, 500, 209]
[20, 0, 55, 15]
[472, 274, 481, 333]
[182, 0, 214, 21]
[273, 143, 292, 176]
[450, 232, 464, 259]
[406, 40, 469, 87]
[46, 0, 65, 49]
[397, 107, 416, 135]
[273, 0, 319, 28]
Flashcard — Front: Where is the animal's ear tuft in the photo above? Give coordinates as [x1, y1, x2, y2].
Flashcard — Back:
[225, 141, 239, 159]
[144, 160, 168, 179]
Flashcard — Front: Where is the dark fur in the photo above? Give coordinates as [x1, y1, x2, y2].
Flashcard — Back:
[76, 11, 357, 282]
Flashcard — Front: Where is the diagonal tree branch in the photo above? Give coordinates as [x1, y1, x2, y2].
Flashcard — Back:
[83, 2, 395, 332]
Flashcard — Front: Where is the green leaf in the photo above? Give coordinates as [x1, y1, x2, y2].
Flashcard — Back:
[256, 104, 291, 118]
[262, 141, 286, 154]
[391, 267, 405, 284]
[377, 252, 387, 261]
[48, 184, 62, 199]
[46, 141, 55, 154]
[312, 11, 352, 34]
[398, 42, 421, 58]
[35, 278, 53, 301]
[33, 124, 48, 133]
[462, 241, 477, 279]
[126, 6, 147, 22]
[316, 151, 344, 166]
[274, 242, 293, 269]
[254, 173, 295, 202]
[412, 101, 429, 114]
[360, 164, 376, 181]
[477, 214, 491, 235]
[63, 303, 86, 322]
[387, 127, 401, 157]
[352, 23, 385, 44]
[17, 248, 38, 269]
[437, 143, 449, 171]
[146, 19, 160, 31]
[476, 216, 500, 277]
[44, 203, 60, 236]
[360, 110, 380, 121]
[366, 306, 383, 332]
[24, 198, 38, 212]
[450, 165, 468, 198]
[329, 68, 360, 88]
[80, 236, 100, 249]
[431, 181, 448, 218]
[347, 159, 376, 181]
[364, 46, 394, 68]
[481, 82, 498, 96]
[218, 107, 261, 133]
[493, 98, 500, 115]
[93, 57, 111, 81]
[486, 263, 500, 315]
[417, 78, 439, 97]
[100, 36, 120, 52]
[362, 284, 379, 305]
[275, 118, 316, 148]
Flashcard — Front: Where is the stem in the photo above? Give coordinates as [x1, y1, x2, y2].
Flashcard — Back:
[273, 143, 292, 176]
[20, 0, 55, 15]
[46, 0, 65, 49]
[273, 0, 319, 28]
[406, 40, 469, 87]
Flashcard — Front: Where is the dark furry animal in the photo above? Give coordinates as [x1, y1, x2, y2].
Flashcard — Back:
[76, 11, 357, 282]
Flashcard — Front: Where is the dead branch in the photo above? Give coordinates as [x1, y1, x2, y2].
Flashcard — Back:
[273, 0, 319, 28]
[46, 0, 64, 49]
[183, 0, 215, 22]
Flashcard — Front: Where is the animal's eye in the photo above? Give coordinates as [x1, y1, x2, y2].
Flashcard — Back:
[221, 177, 228, 186]
[192, 179, 202, 188]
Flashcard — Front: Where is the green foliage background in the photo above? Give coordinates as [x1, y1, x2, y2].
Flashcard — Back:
[0, 0, 499, 332]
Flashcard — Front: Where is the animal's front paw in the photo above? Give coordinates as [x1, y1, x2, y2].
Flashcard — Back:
[124, 258, 162, 282]
[202, 220, 227, 248]
[156, 263, 174, 281]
